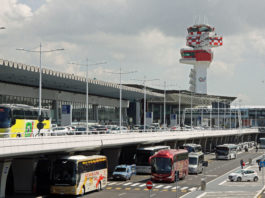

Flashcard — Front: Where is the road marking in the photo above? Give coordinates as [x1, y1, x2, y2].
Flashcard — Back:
[162, 189, 168, 192]
[163, 185, 172, 189]
[218, 180, 227, 185]
[131, 182, 140, 186]
[115, 187, 122, 190]
[205, 175, 218, 177]
[144, 188, 149, 191]
[155, 185, 164, 188]
[180, 187, 188, 190]
[171, 187, 176, 190]
[153, 189, 159, 191]
[189, 187, 197, 192]
[125, 188, 131, 190]
[106, 187, 112, 190]
[172, 189, 176, 192]
[134, 188, 141, 191]
[139, 183, 146, 187]
[196, 192, 207, 198]
[150, 194, 156, 197]
[119, 193, 126, 196]
[123, 182, 132, 186]
[108, 182, 117, 185]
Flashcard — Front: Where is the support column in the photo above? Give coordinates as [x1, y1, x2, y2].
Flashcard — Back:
[204, 138, 208, 153]
[167, 142, 176, 149]
[12, 158, 38, 194]
[136, 101, 141, 125]
[101, 148, 121, 173]
[0, 160, 12, 198]
[92, 104, 98, 122]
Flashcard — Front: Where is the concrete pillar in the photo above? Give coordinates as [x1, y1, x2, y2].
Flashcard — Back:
[0, 160, 12, 198]
[101, 148, 121, 173]
[92, 104, 98, 122]
[136, 101, 141, 125]
[204, 138, 208, 153]
[12, 158, 38, 194]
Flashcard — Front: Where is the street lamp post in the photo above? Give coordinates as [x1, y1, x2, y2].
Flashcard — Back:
[163, 81, 167, 129]
[132, 76, 159, 132]
[107, 68, 136, 132]
[69, 59, 107, 132]
[16, 43, 64, 117]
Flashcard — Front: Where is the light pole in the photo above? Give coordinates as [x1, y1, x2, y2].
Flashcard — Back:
[163, 81, 167, 129]
[69, 59, 107, 132]
[178, 88, 181, 128]
[16, 43, 64, 117]
[107, 68, 136, 132]
[131, 76, 159, 131]
[190, 91, 193, 129]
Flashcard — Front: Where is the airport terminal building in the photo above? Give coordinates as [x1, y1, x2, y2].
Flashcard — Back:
[1, 59, 265, 127]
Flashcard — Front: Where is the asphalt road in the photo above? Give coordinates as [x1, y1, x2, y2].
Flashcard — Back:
[8, 148, 263, 198]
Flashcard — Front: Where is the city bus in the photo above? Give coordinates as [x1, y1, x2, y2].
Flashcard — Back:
[135, 145, 170, 174]
[215, 144, 237, 160]
[182, 143, 202, 153]
[50, 155, 107, 196]
[149, 149, 189, 182]
[188, 152, 204, 174]
[0, 104, 51, 138]
[260, 138, 265, 149]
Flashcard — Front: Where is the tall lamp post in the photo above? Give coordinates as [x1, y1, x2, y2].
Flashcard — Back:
[16, 43, 64, 117]
[131, 76, 159, 131]
[69, 59, 107, 132]
[107, 68, 136, 132]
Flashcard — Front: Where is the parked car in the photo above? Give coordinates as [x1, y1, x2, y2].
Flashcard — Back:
[51, 127, 69, 136]
[75, 127, 87, 135]
[112, 164, 136, 181]
[228, 169, 258, 182]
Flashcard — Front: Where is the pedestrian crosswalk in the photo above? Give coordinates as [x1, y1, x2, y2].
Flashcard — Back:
[106, 181, 199, 192]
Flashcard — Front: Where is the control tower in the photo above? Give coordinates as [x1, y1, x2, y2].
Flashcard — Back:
[180, 24, 222, 94]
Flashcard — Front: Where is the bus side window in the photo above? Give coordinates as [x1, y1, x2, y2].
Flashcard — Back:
[13, 109, 25, 119]
[25, 110, 33, 119]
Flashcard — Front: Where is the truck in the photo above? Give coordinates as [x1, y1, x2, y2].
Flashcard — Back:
[112, 164, 136, 181]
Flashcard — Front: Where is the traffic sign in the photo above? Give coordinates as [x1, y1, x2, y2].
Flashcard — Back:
[260, 161, 265, 167]
[146, 180, 153, 190]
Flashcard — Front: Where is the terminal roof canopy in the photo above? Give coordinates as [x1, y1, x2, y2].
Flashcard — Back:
[125, 84, 236, 107]
[0, 59, 163, 101]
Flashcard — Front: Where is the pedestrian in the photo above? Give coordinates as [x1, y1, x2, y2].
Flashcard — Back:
[256, 145, 258, 152]
[240, 159, 244, 169]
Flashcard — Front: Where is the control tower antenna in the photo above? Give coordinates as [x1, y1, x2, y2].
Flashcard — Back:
[179, 23, 223, 94]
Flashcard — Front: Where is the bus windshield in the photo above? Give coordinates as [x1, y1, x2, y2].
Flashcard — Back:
[151, 157, 172, 174]
[52, 160, 76, 185]
[216, 147, 229, 155]
[0, 107, 11, 128]
[135, 150, 154, 166]
[189, 157, 198, 165]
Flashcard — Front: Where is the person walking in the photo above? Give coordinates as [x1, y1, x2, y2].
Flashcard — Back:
[256, 145, 259, 152]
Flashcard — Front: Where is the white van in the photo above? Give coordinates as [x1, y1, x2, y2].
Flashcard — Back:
[188, 152, 204, 174]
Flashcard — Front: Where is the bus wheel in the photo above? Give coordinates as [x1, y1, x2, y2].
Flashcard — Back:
[97, 182, 102, 191]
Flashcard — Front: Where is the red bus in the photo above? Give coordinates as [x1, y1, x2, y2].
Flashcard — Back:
[149, 149, 189, 182]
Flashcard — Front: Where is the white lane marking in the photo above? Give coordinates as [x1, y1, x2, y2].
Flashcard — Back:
[150, 194, 156, 198]
[218, 180, 227, 185]
[139, 183, 146, 187]
[180, 186, 188, 190]
[119, 193, 127, 196]
[205, 175, 218, 177]
[171, 186, 176, 190]
[163, 185, 172, 189]
[155, 185, 164, 188]
[196, 192, 207, 198]
[123, 182, 132, 186]
[131, 183, 140, 186]
[108, 182, 117, 185]
[189, 187, 197, 192]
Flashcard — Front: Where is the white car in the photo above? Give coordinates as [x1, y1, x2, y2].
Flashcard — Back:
[228, 169, 259, 182]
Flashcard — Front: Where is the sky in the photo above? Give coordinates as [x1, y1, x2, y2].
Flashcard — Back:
[0, 0, 265, 105]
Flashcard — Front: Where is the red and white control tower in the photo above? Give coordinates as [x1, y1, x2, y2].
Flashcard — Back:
[180, 24, 222, 94]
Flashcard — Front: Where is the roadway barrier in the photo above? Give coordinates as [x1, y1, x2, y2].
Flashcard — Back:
[0, 128, 259, 158]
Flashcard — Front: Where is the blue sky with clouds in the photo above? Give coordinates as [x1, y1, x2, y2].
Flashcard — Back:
[1, 0, 265, 105]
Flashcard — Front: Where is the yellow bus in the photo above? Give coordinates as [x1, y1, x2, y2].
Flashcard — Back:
[0, 104, 51, 138]
[50, 155, 108, 196]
